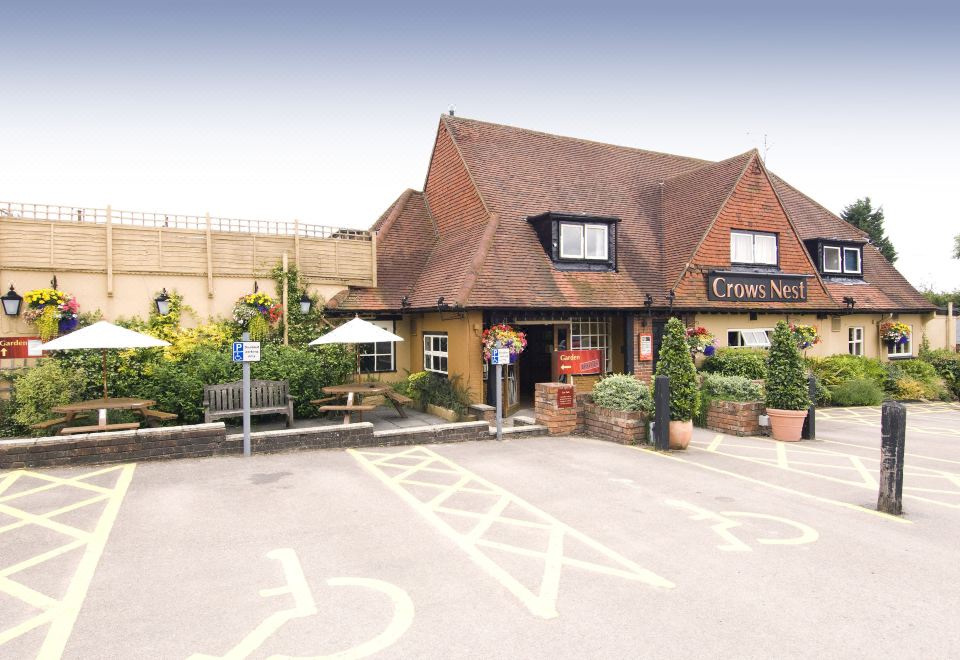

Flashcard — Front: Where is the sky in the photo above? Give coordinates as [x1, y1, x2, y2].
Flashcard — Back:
[1, 0, 958, 290]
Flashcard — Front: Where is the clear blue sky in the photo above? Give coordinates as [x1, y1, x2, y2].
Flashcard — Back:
[2, 0, 958, 289]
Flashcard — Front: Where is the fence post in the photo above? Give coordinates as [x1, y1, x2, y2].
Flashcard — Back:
[105, 204, 114, 297]
[801, 374, 816, 440]
[877, 401, 906, 515]
[654, 375, 670, 451]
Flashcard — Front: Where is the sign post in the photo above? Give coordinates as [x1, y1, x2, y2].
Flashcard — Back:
[232, 335, 261, 457]
[491, 347, 509, 442]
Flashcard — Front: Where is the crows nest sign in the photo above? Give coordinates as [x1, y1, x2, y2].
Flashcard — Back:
[706, 271, 809, 303]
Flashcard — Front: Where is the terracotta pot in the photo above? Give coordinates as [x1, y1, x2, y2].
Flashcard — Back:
[669, 420, 693, 450]
[767, 408, 808, 442]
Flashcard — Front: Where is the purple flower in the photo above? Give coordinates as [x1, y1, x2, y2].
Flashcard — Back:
[704, 344, 716, 357]
[898, 336, 908, 345]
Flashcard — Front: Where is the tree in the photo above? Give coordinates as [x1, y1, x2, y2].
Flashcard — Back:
[840, 197, 897, 264]
[765, 321, 809, 411]
[655, 317, 699, 421]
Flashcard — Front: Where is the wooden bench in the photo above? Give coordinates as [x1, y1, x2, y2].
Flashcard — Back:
[381, 390, 413, 418]
[141, 408, 179, 426]
[203, 380, 295, 427]
[31, 417, 72, 431]
[315, 404, 376, 424]
[59, 422, 141, 435]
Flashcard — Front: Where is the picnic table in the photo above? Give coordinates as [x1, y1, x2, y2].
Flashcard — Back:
[311, 383, 413, 424]
[36, 397, 178, 435]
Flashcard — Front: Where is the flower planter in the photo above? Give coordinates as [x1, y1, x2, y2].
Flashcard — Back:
[582, 403, 648, 445]
[425, 403, 474, 423]
[767, 408, 807, 442]
[669, 420, 693, 450]
[705, 400, 763, 437]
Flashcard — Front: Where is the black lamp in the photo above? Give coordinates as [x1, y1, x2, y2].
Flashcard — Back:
[154, 289, 171, 315]
[843, 296, 856, 313]
[299, 292, 312, 315]
[2, 285, 22, 316]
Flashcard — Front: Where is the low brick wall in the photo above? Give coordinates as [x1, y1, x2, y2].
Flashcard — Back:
[535, 383, 586, 435]
[468, 403, 496, 424]
[582, 403, 649, 445]
[705, 400, 763, 437]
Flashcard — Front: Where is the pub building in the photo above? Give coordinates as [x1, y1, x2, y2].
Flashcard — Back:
[328, 115, 941, 414]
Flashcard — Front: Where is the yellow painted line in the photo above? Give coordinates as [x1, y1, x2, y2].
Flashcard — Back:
[626, 446, 910, 524]
[850, 456, 879, 488]
[0, 472, 22, 497]
[0, 576, 58, 610]
[36, 463, 136, 659]
[0, 610, 57, 647]
[433, 506, 553, 530]
[0, 503, 90, 540]
[706, 434, 724, 452]
[0, 467, 117, 503]
[0, 540, 86, 579]
[820, 439, 960, 467]
[725, 512, 819, 546]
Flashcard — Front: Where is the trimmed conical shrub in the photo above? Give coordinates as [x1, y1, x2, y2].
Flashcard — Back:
[655, 317, 699, 421]
[765, 320, 810, 411]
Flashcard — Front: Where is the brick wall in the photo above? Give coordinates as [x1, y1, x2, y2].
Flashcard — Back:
[535, 383, 584, 435]
[425, 122, 489, 236]
[582, 403, 648, 445]
[704, 400, 763, 436]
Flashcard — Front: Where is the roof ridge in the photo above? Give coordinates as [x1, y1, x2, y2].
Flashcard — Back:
[662, 149, 759, 183]
[768, 172, 871, 242]
[457, 212, 501, 306]
[442, 114, 714, 166]
[373, 188, 415, 236]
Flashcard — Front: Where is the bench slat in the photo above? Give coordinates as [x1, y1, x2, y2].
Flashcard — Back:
[317, 405, 376, 412]
[59, 422, 140, 435]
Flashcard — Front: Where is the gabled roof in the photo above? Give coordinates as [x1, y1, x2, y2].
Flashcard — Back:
[337, 116, 932, 313]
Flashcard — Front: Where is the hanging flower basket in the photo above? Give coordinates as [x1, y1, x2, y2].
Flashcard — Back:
[685, 326, 716, 356]
[880, 321, 910, 346]
[481, 324, 527, 363]
[22, 287, 80, 342]
[233, 292, 283, 341]
[789, 323, 821, 350]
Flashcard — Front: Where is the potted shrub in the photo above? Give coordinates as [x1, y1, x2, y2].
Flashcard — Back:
[655, 317, 700, 449]
[765, 320, 810, 441]
[586, 374, 652, 444]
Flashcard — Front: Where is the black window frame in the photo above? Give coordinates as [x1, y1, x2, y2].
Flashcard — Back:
[527, 212, 619, 272]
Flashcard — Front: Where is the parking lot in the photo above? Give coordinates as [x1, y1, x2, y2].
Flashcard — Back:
[2, 402, 959, 659]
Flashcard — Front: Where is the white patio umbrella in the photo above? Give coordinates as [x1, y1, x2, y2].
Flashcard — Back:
[309, 315, 403, 381]
[40, 321, 170, 399]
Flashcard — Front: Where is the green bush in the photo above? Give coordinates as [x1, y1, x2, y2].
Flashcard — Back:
[921, 349, 960, 399]
[700, 373, 763, 402]
[886, 359, 949, 401]
[10, 361, 87, 432]
[701, 348, 767, 379]
[591, 374, 652, 412]
[807, 354, 888, 391]
[397, 371, 472, 415]
[142, 346, 239, 423]
[656, 318, 699, 421]
[765, 321, 809, 411]
[252, 344, 356, 417]
[829, 378, 884, 407]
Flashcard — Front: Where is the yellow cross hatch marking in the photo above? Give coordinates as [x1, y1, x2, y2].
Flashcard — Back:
[0, 464, 135, 658]
[349, 446, 673, 619]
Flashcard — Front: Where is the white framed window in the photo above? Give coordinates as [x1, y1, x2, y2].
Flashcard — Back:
[423, 333, 448, 374]
[730, 231, 777, 265]
[888, 326, 912, 358]
[823, 246, 842, 273]
[570, 317, 611, 371]
[560, 223, 608, 260]
[359, 320, 396, 373]
[848, 326, 864, 356]
[727, 328, 773, 348]
[843, 247, 862, 274]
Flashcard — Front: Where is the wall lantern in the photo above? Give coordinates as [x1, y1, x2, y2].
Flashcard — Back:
[154, 289, 171, 316]
[299, 293, 312, 315]
[843, 296, 856, 313]
[2, 285, 23, 316]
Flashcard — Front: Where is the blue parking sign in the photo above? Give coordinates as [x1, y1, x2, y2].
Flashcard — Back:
[232, 342, 244, 362]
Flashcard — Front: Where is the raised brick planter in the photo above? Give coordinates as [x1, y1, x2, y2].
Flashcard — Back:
[705, 400, 763, 436]
[582, 403, 649, 445]
[535, 383, 586, 435]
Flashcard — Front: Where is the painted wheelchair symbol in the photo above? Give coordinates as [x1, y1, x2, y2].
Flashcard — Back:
[189, 548, 414, 660]
[666, 499, 819, 552]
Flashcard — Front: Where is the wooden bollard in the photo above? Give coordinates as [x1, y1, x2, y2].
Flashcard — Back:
[654, 375, 670, 451]
[877, 401, 907, 515]
[801, 374, 816, 440]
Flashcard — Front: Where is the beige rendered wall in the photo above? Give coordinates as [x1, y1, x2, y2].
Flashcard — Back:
[406, 311, 484, 404]
[692, 312, 947, 360]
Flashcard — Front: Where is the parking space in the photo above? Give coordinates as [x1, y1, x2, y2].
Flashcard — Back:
[1, 402, 959, 658]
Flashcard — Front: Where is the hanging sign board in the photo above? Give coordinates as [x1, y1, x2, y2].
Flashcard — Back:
[706, 271, 809, 302]
[232, 341, 261, 362]
[556, 386, 575, 408]
[0, 337, 43, 359]
[554, 349, 603, 376]
[638, 334, 653, 361]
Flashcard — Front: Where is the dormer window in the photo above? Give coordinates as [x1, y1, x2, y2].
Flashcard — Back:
[811, 240, 864, 276]
[527, 212, 619, 272]
[730, 230, 778, 266]
[560, 222, 608, 260]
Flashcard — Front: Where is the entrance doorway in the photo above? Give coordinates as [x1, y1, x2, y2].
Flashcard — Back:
[516, 324, 556, 406]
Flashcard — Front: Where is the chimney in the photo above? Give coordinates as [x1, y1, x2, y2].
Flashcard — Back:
[448, 105, 455, 117]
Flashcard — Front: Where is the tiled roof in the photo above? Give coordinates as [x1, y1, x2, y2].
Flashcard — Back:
[339, 116, 932, 313]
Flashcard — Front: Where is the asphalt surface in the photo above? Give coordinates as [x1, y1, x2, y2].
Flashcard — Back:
[2, 402, 959, 659]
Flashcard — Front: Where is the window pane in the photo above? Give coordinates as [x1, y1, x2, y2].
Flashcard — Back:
[823, 246, 841, 272]
[358, 342, 374, 356]
[360, 356, 375, 372]
[754, 235, 777, 265]
[439, 337, 447, 352]
[731, 232, 754, 262]
[844, 248, 861, 273]
[560, 224, 583, 258]
[439, 357, 448, 373]
[376, 355, 392, 371]
[727, 331, 741, 347]
[585, 226, 607, 259]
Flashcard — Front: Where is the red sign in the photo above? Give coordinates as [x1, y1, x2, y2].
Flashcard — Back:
[638, 333, 653, 361]
[556, 386, 575, 408]
[0, 336, 44, 359]
[554, 349, 603, 375]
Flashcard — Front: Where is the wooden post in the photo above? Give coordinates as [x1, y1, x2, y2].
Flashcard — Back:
[802, 374, 816, 440]
[282, 252, 289, 346]
[654, 375, 670, 451]
[370, 232, 378, 287]
[205, 212, 214, 298]
[877, 401, 906, 515]
[105, 204, 114, 296]
[293, 218, 301, 268]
